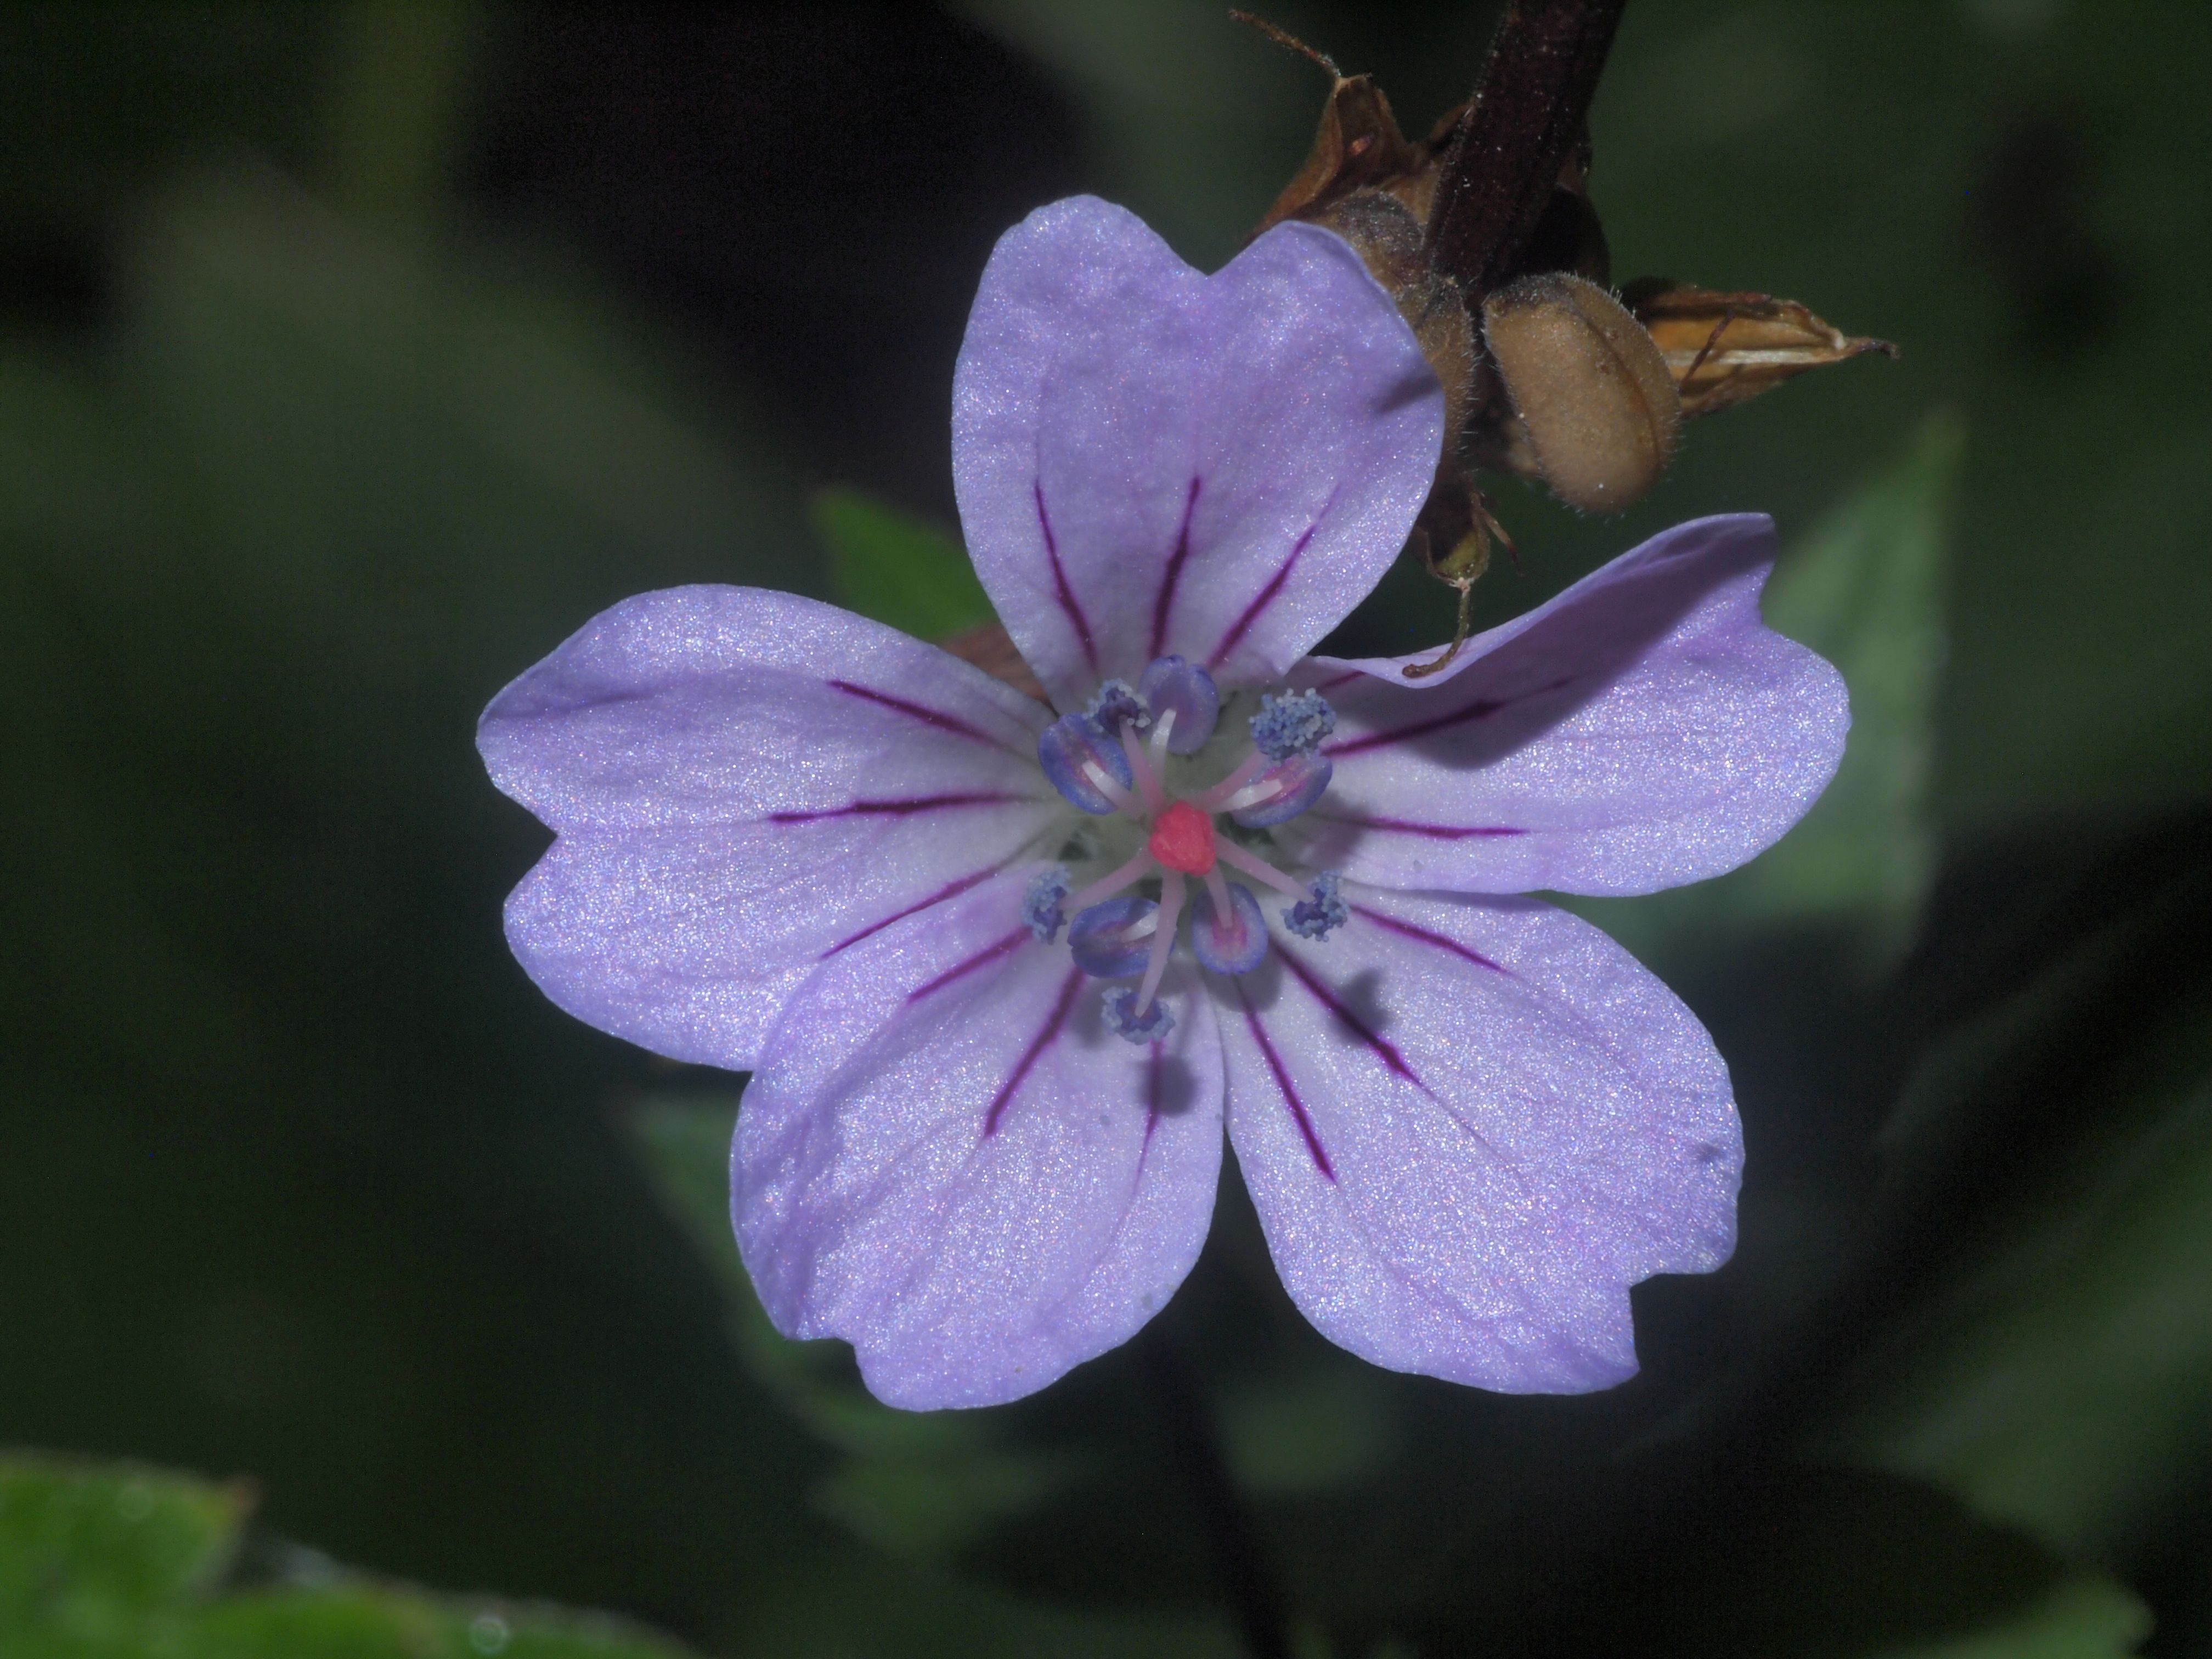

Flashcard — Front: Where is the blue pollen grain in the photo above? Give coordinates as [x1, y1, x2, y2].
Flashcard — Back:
[1251, 687, 1336, 760]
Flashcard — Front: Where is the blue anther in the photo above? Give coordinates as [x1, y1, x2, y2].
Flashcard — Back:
[1103, 988, 1176, 1046]
[1282, 872, 1348, 940]
[1136, 656, 1220, 753]
[1038, 713, 1135, 814]
[1190, 881, 1269, 975]
[1250, 687, 1336, 760]
[1068, 896, 1160, 978]
[1023, 866, 1071, 942]
[1229, 751, 1333, 828]
[1085, 679, 1148, 736]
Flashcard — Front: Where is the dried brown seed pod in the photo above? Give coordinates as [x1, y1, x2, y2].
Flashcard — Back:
[1480, 271, 1681, 513]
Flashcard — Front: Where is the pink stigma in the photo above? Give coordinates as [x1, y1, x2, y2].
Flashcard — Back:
[1148, 800, 1217, 875]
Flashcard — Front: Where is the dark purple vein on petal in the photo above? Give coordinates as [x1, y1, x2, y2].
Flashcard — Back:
[1325, 673, 1578, 758]
[1276, 950, 1425, 1091]
[907, 929, 1026, 1002]
[985, 968, 1084, 1137]
[828, 680, 1007, 748]
[1206, 493, 1335, 670]
[1235, 981, 1336, 1182]
[1320, 816, 1525, 841]
[1352, 906, 1510, 975]
[768, 792, 1024, 825]
[821, 867, 1000, 958]
[1148, 475, 1204, 658]
[1139, 1044, 1166, 1164]
[1035, 479, 1098, 672]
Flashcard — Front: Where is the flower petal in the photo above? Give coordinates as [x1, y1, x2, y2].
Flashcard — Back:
[479, 586, 1062, 1069]
[1283, 514, 1848, 895]
[1216, 884, 1740, 1392]
[735, 872, 1225, 1409]
[952, 196, 1442, 709]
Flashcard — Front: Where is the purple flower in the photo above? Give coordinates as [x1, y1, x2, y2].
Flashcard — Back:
[478, 197, 1848, 1410]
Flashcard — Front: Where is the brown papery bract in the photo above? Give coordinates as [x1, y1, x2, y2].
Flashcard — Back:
[1624, 280, 1901, 419]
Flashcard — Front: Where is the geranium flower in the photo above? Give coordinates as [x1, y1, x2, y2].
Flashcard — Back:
[479, 197, 1847, 1410]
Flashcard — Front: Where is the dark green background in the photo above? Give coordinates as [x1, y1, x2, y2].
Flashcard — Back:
[4, 3, 2207, 1655]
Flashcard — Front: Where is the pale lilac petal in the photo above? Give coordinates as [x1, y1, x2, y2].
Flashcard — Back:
[735, 872, 1224, 1409]
[479, 586, 1060, 1069]
[952, 196, 1442, 709]
[1216, 883, 1739, 1392]
[499, 812, 1053, 1071]
[1280, 514, 1848, 896]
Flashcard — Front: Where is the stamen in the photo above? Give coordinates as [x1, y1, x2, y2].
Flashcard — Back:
[1223, 778, 1282, 814]
[1137, 655, 1220, 753]
[1104, 986, 1175, 1045]
[1069, 896, 1160, 978]
[1119, 721, 1165, 814]
[1148, 707, 1177, 768]
[1190, 750, 1270, 812]
[1080, 759, 1139, 816]
[1215, 839, 1308, 899]
[1066, 850, 1156, 912]
[1086, 679, 1147, 736]
[1022, 866, 1071, 941]
[1039, 712, 1135, 815]
[1250, 688, 1336, 760]
[1228, 751, 1332, 828]
[1282, 871, 1348, 940]
[1203, 867, 1235, 932]
[1191, 877, 1269, 975]
[1132, 871, 1186, 1015]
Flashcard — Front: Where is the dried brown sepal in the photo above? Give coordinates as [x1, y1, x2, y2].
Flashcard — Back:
[939, 621, 1048, 704]
[1623, 279, 1901, 418]
[1242, 15, 1425, 236]
[1306, 191, 1482, 439]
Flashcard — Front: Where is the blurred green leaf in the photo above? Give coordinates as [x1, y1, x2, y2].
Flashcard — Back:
[624, 1096, 979, 1459]
[1571, 414, 1957, 967]
[1873, 1576, 2151, 1659]
[1387, 1460, 2148, 1659]
[947, 0, 1324, 270]
[1733, 409, 1959, 948]
[816, 487, 993, 642]
[0, 1453, 249, 1647]
[1832, 882, 2212, 1559]
[175, 1587, 692, 1659]
[0, 1453, 692, 1658]
[624, 1098, 1075, 1547]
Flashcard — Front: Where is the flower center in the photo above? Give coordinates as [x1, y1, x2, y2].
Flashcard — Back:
[1025, 657, 1349, 1045]
[1147, 800, 1216, 874]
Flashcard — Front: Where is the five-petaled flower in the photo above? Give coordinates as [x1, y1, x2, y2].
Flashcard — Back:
[479, 196, 1848, 1410]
